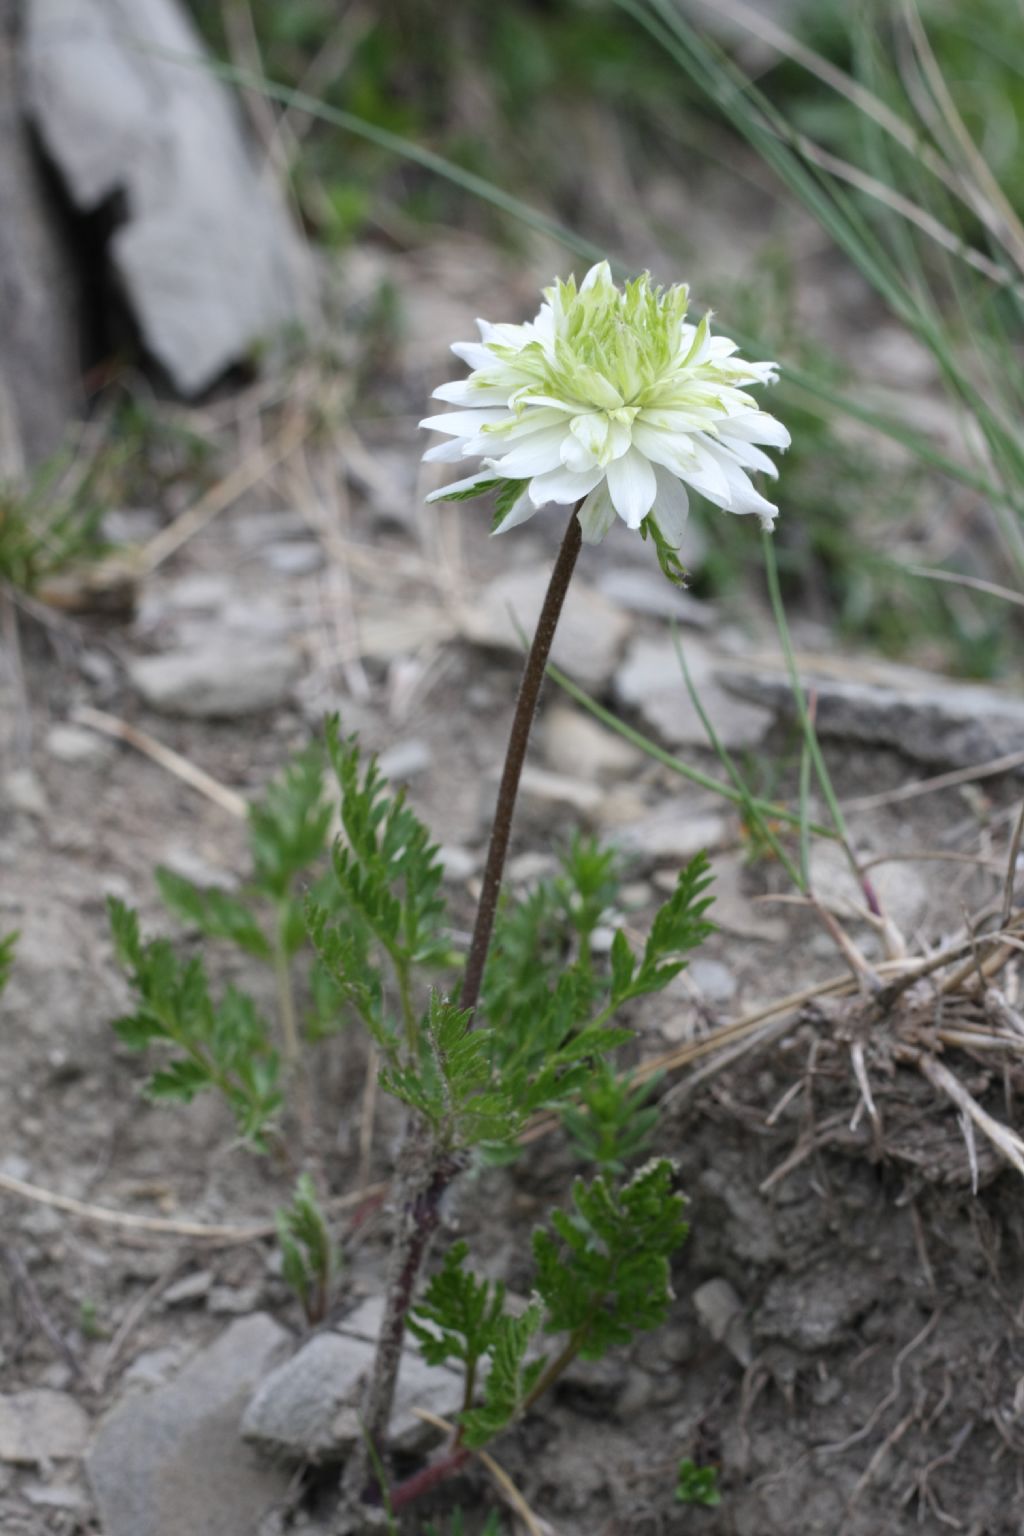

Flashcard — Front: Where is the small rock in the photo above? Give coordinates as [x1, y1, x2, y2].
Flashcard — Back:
[692, 1278, 752, 1367]
[122, 1348, 184, 1389]
[129, 639, 300, 718]
[595, 566, 714, 626]
[506, 850, 558, 885]
[241, 1308, 461, 1463]
[159, 846, 239, 892]
[162, 574, 232, 612]
[2, 770, 48, 818]
[809, 842, 928, 933]
[688, 957, 737, 1004]
[20, 1478, 91, 1511]
[87, 1314, 291, 1536]
[616, 636, 771, 751]
[615, 804, 727, 865]
[377, 739, 432, 782]
[461, 567, 630, 690]
[163, 1271, 213, 1307]
[517, 765, 603, 816]
[723, 655, 1024, 770]
[45, 723, 114, 767]
[0, 1391, 90, 1465]
[755, 1263, 878, 1352]
[542, 705, 642, 782]
[260, 541, 324, 577]
[438, 845, 478, 883]
[208, 1284, 263, 1316]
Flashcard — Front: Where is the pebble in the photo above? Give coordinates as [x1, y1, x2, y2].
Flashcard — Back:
[460, 565, 631, 690]
[0, 1391, 90, 1465]
[615, 636, 772, 751]
[260, 540, 325, 577]
[517, 765, 603, 816]
[87, 1314, 291, 1536]
[688, 956, 738, 1003]
[128, 637, 301, 718]
[541, 705, 642, 782]
[438, 845, 479, 883]
[808, 842, 928, 934]
[595, 566, 715, 626]
[241, 1297, 461, 1462]
[692, 1277, 753, 1367]
[615, 805, 727, 866]
[377, 738, 432, 782]
[723, 655, 1024, 770]
[45, 723, 114, 767]
[162, 1270, 213, 1307]
[2, 770, 48, 818]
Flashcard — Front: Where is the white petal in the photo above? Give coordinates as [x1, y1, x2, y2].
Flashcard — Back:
[560, 432, 599, 473]
[569, 413, 610, 460]
[485, 426, 571, 478]
[431, 379, 510, 407]
[699, 441, 778, 526]
[451, 340, 494, 369]
[716, 435, 779, 478]
[419, 409, 513, 437]
[492, 490, 540, 536]
[674, 439, 732, 505]
[581, 260, 614, 292]
[651, 465, 689, 545]
[425, 471, 495, 504]
[423, 437, 469, 464]
[528, 465, 604, 507]
[631, 422, 699, 478]
[605, 448, 657, 529]
[716, 410, 791, 449]
[577, 481, 617, 544]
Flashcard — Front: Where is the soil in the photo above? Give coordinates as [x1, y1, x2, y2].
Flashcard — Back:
[2, 232, 1024, 1536]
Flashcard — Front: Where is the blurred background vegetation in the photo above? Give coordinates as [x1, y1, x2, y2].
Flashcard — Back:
[76, 2, 1024, 676]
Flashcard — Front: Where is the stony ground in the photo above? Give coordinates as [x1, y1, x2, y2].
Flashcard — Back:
[2, 233, 1024, 1536]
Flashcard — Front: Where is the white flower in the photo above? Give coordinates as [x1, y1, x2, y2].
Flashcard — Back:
[420, 261, 789, 550]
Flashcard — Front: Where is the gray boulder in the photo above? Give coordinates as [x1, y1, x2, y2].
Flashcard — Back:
[24, 0, 314, 395]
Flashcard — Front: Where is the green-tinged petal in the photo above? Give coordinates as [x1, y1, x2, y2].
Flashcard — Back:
[577, 481, 617, 544]
[606, 449, 657, 529]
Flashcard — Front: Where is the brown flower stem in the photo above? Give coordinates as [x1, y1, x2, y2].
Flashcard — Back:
[342, 503, 583, 1525]
[460, 503, 583, 1016]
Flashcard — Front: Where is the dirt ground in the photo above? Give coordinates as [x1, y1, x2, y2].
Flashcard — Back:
[2, 232, 1024, 1536]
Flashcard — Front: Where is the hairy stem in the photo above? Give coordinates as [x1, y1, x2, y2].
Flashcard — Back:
[343, 504, 583, 1522]
[460, 504, 583, 1016]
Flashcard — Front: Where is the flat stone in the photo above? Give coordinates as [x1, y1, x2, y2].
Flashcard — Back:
[87, 1313, 291, 1536]
[722, 655, 1024, 770]
[615, 636, 771, 751]
[2, 769, 49, 817]
[45, 723, 114, 767]
[517, 765, 603, 816]
[808, 842, 928, 933]
[542, 705, 643, 782]
[460, 566, 631, 690]
[614, 805, 727, 866]
[0, 1391, 90, 1464]
[377, 739, 432, 782]
[692, 1278, 752, 1367]
[24, 0, 313, 396]
[163, 1270, 213, 1307]
[129, 638, 300, 718]
[688, 957, 737, 1004]
[595, 567, 715, 627]
[261, 541, 325, 577]
[242, 1301, 461, 1463]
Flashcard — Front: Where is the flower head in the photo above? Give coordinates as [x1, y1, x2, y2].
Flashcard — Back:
[420, 261, 789, 556]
